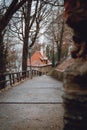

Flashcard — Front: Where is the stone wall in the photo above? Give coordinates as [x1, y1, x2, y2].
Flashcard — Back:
[63, 0, 87, 130]
[38, 65, 52, 74]
[47, 69, 64, 81]
[63, 59, 87, 130]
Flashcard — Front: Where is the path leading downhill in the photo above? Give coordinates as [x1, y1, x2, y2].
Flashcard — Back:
[0, 75, 64, 130]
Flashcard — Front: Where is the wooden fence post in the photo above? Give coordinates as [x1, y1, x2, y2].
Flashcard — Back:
[9, 74, 12, 86]
[12, 73, 15, 84]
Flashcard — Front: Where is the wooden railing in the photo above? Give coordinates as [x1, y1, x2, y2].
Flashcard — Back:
[0, 70, 44, 88]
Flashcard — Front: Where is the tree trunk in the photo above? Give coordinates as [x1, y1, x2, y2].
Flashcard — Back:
[0, 32, 6, 89]
[52, 41, 55, 67]
[22, 1, 32, 72]
[22, 39, 28, 72]
[57, 20, 64, 63]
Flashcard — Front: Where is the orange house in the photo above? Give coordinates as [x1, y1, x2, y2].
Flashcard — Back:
[27, 51, 52, 73]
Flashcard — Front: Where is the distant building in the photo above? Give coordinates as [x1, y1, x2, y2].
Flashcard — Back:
[27, 50, 52, 73]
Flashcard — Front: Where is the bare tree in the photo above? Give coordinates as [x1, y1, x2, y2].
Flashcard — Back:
[0, 0, 64, 88]
[9, 0, 54, 72]
[45, 6, 64, 65]
[0, 0, 28, 89]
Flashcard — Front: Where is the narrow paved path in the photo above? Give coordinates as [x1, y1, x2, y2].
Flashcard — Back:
[0, 75, 64, 130]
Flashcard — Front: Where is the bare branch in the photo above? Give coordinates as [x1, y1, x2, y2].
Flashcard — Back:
[0, 0, 28, 31]
[41, 0, 64, 7]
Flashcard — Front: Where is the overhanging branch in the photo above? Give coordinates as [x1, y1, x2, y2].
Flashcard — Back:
[42, 0, 64, 7]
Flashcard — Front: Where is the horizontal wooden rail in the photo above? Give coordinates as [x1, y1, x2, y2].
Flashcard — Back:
[0, 70, 44, 88]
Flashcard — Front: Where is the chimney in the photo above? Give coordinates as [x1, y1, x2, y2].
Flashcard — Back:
[40, 45, 43, 56]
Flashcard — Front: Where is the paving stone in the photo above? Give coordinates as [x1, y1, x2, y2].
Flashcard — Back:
[0, 75, 64, 130]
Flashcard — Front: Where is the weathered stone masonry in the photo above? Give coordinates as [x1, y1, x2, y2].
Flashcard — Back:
[63, 0, 87, 130]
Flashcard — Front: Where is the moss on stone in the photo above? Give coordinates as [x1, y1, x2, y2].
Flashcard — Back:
[47, 69, 64, 81]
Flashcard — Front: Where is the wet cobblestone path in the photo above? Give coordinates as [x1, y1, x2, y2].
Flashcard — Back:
[0, 75, 64, 130]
